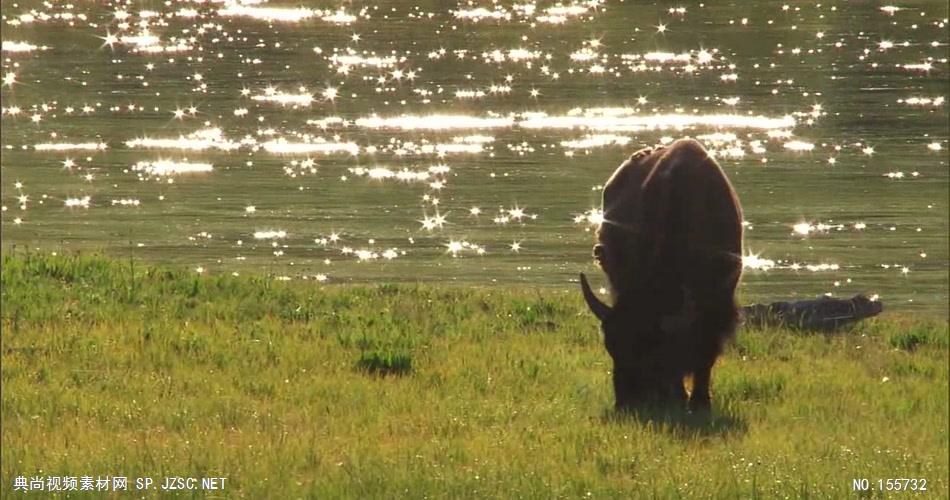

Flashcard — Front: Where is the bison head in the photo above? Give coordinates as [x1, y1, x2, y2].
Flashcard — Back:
[579, 273, 693, 409]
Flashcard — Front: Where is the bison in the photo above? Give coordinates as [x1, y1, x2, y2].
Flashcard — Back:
[579, 139, 743, 411]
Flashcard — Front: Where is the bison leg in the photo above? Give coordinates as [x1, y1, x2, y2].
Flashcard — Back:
[669, 376, 688, 405]
[688, 296, 739, 412]
[689, 362, 713, 411]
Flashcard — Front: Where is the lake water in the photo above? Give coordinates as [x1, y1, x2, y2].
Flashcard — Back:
[1, 1, 947, 314]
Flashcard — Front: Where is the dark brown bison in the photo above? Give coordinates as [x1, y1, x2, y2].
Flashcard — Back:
[579, 138, 743, 411]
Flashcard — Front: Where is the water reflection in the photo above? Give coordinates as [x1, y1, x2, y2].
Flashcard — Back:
[0, 0, 947, 312]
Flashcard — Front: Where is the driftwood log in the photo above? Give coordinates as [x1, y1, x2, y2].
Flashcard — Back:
[741, 294, 883, 331]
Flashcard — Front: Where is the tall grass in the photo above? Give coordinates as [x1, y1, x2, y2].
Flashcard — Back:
[2, 253, 947, 498]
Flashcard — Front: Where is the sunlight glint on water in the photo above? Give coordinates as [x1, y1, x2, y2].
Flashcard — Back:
[0, 0, 947, 313]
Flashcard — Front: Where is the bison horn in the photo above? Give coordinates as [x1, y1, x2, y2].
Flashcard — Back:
[579, 273, 611, 321]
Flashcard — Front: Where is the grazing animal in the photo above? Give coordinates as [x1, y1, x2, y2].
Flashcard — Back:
[579, 139, 743, 411]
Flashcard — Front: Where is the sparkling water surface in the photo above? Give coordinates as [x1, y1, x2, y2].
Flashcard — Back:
[1, 1, 947, 314]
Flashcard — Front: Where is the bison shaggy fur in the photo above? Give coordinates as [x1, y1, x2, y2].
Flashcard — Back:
[580, 138, 743, 411]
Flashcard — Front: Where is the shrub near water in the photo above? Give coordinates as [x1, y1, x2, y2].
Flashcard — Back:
[888, 324, 949, 351]
[357, 350, 413, 376]
[1, 253, 947, 498]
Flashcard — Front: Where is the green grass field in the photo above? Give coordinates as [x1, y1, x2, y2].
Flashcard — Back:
[2, 253, 947, 498]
